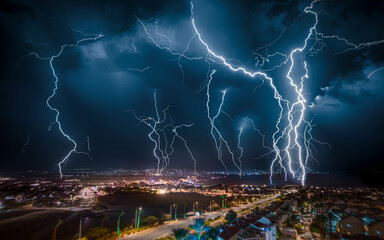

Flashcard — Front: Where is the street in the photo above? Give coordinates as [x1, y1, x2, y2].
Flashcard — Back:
[119, 195, 279, 240]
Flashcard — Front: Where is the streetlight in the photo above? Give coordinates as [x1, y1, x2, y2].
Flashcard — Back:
[183, 202, 187, 219]
[137, 207, 142, 230]
[174, 203, 178, 221]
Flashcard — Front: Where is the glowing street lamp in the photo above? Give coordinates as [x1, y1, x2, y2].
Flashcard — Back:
[137, 207, 142, 230]
[221, 195, 226, 209]
[183, 202, 187, 219]
[174, 203, 178, 220]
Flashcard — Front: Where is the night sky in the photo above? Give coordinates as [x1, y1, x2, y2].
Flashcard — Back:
[0, 0, 383, 175]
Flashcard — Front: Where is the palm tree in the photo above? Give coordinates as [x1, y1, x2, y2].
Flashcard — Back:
[225, 210, 237, 223]
[205, 226, 220, 240]
[173, 228, 189, 240]
[289, 215, 299, 230]
[117, 210, 125, 236]
[314, 203, 324, 214]
[313, 214, 327, 240]
[190, 218, 206, 240]
[174, 203, 178, 220]
[101, 214, 109, 228]
[325, 212, 336, 235]
[52, 219, 62, 240]
[183, 203, 187, 219]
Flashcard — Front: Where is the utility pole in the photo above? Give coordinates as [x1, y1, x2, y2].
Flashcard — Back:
[79, 217, 82, 240]
[170, 204, 172, 221]
[210, 200, 212, 212]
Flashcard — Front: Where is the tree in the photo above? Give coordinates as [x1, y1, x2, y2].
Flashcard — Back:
[190, 218, 206, 240]
[225, 210, 237, 223]
[211, 203, 220, 211]
[312, 214, 327, 240]
[142, 215, 159, 226]
[183, 203, 187, 219]
[153, 208, 167, 222]
[314, 203, 324, 214]
[253, 206, 260, 212]
[173, 228, 189, 240]
[325, 212, 337, 234]
[101, 214, 109, 228]
[117, 210, 125, 236]
[284, 215, 299, 230]
[204, 226, 220, 240]
[86, 227, 109, 240]
[52, 219, 62, 240]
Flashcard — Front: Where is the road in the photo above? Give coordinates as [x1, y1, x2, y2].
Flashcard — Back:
[119, 195, 279, 240]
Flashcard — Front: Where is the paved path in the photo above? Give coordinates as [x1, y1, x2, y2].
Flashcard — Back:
[119, 195, 279, 240]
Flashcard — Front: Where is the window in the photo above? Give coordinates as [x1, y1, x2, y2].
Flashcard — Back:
[377, 231, 381, 235]
[346, 224, 351, 228]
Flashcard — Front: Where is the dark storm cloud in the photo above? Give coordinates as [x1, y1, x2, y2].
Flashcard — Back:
[0, 0, 36, 19]
[311, 61, 384, 108]
[267, 0, 300, 26]
[0, 0, 383, 173]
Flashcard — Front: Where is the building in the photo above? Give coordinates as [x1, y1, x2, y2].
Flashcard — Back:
[340, 215, 365, 236]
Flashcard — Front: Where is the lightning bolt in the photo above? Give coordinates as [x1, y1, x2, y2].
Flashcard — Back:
[130, 90, 170, 174]
[192, 4, 292, 181]
[53, 0, 379, 183]
[368, 66, 384, 79]
[19, 131, 30, 157]
[127, 66, 151, 72]
[137, 1, 343, 184]
[237, 124, 245, 173]
[205, 70, 242, 175]
[87, 136, 91, 153]
[131, 41, 137, 53]
[170, 123, 197, 173]
[191, 1, 323, 184]
[129, 90, 197, 173]
[136, 16, 202, 61]
[16, 29, 103, 178]
[238, 117, 277, 175]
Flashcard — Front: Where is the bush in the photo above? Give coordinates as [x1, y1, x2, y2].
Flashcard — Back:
[309, 223, 321, 233]
[225, 210, 237, 223]
[296, 224, 305, 234]
[86, 227, 109, 240]
[141, 215, 159, 226]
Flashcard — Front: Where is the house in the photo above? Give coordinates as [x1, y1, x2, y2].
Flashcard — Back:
[370, 221, 384, 238]
[340, 215, 365, 236]
[372, 204, 384, 211]
[236, 226, 266, 240]
[218, 224, 242, 240]
[343, 207, 358, 214]
[282, 227, 297, 239]
[218, 214, 277, 240]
